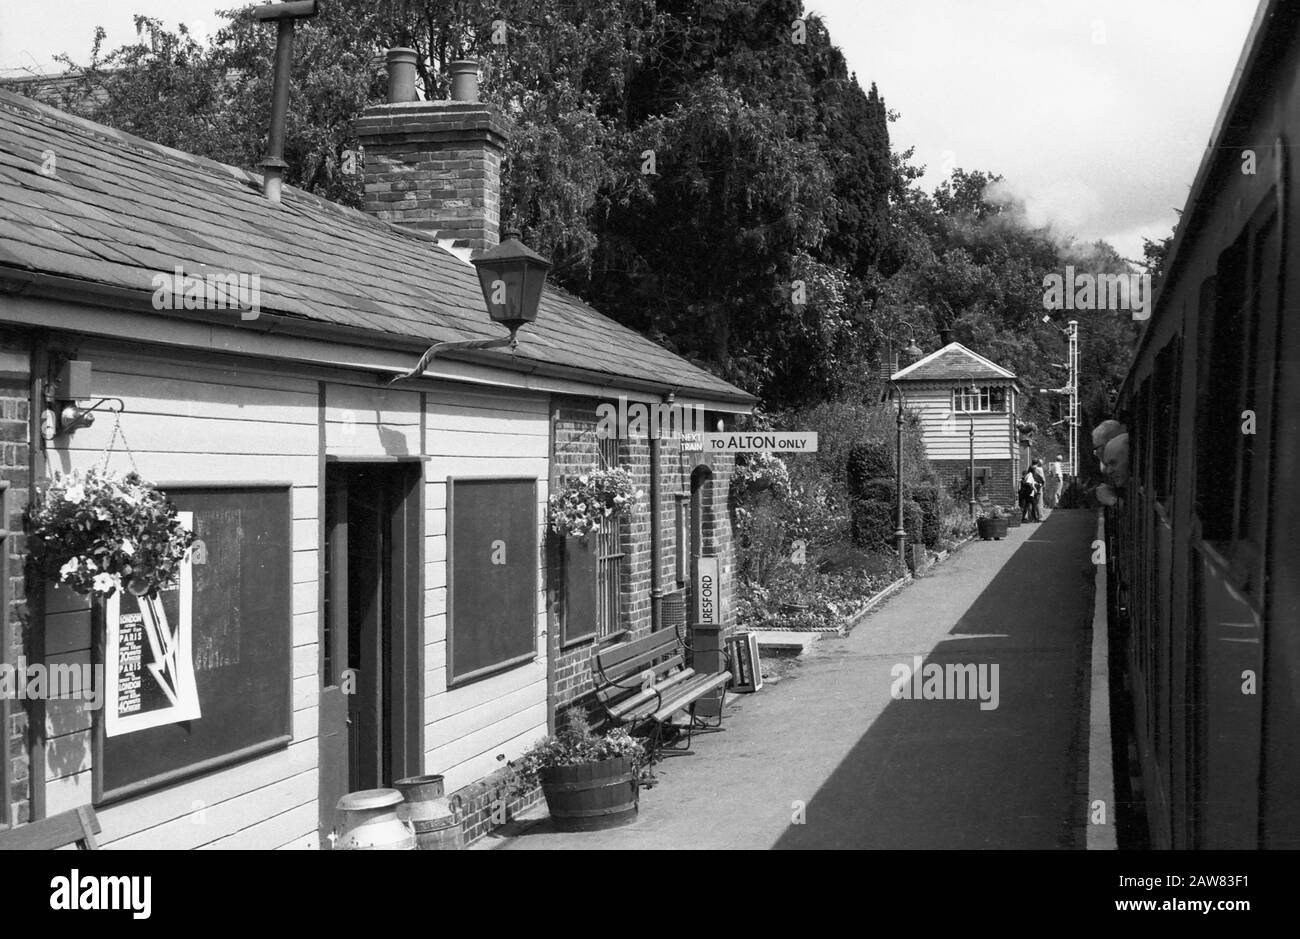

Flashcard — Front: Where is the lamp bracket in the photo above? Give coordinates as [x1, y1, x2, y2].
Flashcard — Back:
[387, 328, 520, 385]
[54, 396, 125, 437]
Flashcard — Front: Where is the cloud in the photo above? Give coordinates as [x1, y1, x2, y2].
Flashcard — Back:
[806, 0, 1259, 257]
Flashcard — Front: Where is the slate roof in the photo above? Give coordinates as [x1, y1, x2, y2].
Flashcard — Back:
[891, 342, 1019, 384]
[0, 90, 754, 405]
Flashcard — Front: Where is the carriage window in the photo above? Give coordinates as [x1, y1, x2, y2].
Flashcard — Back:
[1237, 208, 1279, 546]
[1152, 341, 1180, 505]
[1195, 239, 1247, 544]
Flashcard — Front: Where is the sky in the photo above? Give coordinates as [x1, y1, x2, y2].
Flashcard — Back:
[0, 0, 1263, 262]
[804, 0, 1261, 260]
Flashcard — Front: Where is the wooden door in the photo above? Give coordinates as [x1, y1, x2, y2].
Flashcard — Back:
[318, 480, 349, 844]
[319, 463, 423, 845]
[347, 473, 387, 789]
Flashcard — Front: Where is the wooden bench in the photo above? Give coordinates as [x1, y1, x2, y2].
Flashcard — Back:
[0, 805, 101, 850]
[594, 625, 731, 767]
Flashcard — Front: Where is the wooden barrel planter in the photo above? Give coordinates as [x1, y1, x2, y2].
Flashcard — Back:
[977, 517, 1009, 541]
[540, 756, 638, 832]
[394, 774, 464, 851]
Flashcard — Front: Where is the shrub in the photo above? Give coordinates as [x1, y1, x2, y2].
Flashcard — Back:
[733, 560, 907, 633]
[911, 483, 943, 547]
[731, 453, 791, 502]
[846, 442, 893, 499]
[903, 500, 925, 548]
[850, 496, 924, 550]
[939, 508, 977, 546]
[850, 498, 893, 548]
[859, 475, 897, 503]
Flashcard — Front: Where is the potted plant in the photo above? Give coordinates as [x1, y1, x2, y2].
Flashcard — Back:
[27, 468, 196, 598]
[976, 503, 1009, 541]
[1005, 503, 1022, 528]
[509, 709, 645, 832]
[547, 467, 643, 538]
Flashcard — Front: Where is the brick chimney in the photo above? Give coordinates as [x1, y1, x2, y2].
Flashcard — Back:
[356, 51, 509, 251]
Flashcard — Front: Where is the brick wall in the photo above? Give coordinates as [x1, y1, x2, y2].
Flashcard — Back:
[0, 333, 31, 827]
[931, 457, 1015, 508]
[355, 101, 509, 250]
[449, 766, 544, 845]
[545, 398, 739, 720]
[444, 395, 740, 846]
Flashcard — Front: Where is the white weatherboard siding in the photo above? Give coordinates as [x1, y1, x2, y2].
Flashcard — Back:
[902, 385, 1017, 461]
[38, 344, 554, 847]
[47, 344, 321, 850]
[322, 379, 551, 795]
[421, 385, 550, 794]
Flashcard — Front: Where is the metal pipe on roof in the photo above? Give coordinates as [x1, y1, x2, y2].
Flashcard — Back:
[253, 0, 320, 203]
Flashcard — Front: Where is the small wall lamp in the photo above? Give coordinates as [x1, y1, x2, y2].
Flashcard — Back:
[41, 361, 124, 439]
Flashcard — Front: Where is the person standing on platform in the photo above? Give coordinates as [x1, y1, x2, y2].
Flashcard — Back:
[1030, 459, 1046, 521]
[1046, 456, 1063, 508]
[1019, 467, 1038, 522]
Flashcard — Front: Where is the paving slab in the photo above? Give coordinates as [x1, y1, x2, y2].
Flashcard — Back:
[483, 509, 1096, 850]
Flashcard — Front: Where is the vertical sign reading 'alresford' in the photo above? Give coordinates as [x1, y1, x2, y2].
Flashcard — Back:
[696, 556, 720, 625]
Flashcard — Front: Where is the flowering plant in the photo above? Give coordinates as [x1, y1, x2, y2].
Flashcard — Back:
[547, 466, 642, 537]
[27, 469, 196, 598]
[730, 452, 790, 502]
[507, 709, 647, 796]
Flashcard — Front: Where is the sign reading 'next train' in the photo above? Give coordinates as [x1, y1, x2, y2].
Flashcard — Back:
[683, 432, 818, 453]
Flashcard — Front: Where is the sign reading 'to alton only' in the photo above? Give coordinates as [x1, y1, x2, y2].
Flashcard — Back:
[696, 556, 720, 625]
[682, 432, 818, 453]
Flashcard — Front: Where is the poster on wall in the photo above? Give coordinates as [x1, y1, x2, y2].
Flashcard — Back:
[104, 512, 201, 736]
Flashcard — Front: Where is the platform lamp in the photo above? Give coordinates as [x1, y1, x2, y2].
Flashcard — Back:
[958, 374, 979, 517]
[388, 230, 552, 384]
[472, 230, 552, 336]
[890, 327, 926, 559]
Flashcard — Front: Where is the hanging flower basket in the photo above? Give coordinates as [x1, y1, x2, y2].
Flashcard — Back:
[547, 467, 643, 538]
[26, 468, 196, 598]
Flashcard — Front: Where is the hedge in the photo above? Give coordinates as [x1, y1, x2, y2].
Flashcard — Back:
[850, 497, 923, 549]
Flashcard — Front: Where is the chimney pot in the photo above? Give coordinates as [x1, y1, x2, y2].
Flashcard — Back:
[386, 48, 419, 103]
[448, 60, 480, 102]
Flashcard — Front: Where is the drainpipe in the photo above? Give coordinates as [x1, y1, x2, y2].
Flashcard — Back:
[27, 332, 48, 820]
[649, 395, 668, 632]
[253, 1, 320, 203]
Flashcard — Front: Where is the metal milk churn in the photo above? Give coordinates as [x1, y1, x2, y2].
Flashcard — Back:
[333, 788, 417, 850]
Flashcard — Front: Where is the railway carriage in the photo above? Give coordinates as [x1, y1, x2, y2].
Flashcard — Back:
[1108, 0, 1300, 849]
